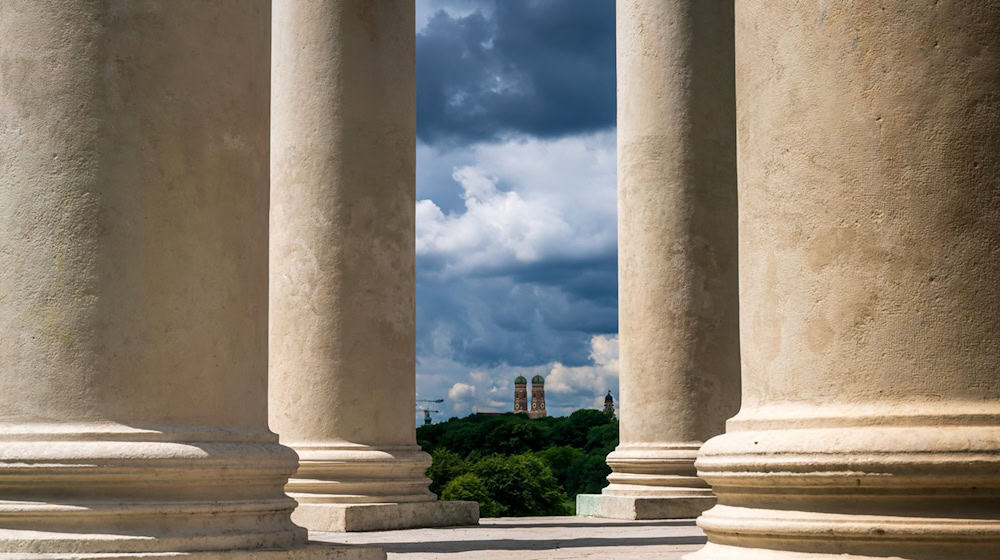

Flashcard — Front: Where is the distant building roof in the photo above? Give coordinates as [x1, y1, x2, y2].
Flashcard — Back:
[515, 375, 527, 385]
[605, 391, 614, 403]
[531, 374, 545, 384]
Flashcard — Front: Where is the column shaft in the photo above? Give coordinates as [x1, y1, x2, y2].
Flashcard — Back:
[268, 0, 477, 531]
[689, 2, 1000, 558]
[578, 0, 741, 520]
[0, 2, 361, 556]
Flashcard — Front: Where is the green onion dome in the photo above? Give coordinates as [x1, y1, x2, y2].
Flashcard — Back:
[531, 374, 545, 384]
[514, 375, 528, 385]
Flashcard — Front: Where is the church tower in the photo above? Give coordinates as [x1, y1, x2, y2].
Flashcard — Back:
[529, 375, 547, 418]
[603, 391, 616, 417]
[513, 376, 528, 414]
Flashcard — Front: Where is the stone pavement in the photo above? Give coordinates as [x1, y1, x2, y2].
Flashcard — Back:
[312, 516, 706, 559]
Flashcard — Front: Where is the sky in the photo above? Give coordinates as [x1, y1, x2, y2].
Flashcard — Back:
[414, 0, 618, 421]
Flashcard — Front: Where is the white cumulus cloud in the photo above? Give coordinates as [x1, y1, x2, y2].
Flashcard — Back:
[415, 130, 618, 422]
[448, 382, 476, 401]
[416, 131, 616, 278]
[545, 334, 619, 398]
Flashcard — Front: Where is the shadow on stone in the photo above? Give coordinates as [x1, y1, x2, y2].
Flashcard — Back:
[478, 520, 697, 529]
[370, 535, 707, 554]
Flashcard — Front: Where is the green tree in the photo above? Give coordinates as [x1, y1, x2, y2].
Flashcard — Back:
[418, 408, 621, 510]
[426, 448, 470, 495]
[436, 421, 484, 456]
[564, 452, 611, 496]
[584, 420, 619, 457]
[419, 413, 563, 457]
[536, 445, 583, 489]
[551, 408, 611, 448]
[471, 453, 569, 516]
[487, 420, 545, 455]
[441, 473, 502, 517]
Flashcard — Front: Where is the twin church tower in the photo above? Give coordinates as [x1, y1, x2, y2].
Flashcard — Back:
[513, 375, 547, 418]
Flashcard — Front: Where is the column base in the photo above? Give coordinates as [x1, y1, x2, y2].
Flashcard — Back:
[0, 542, 385, 559]
[576, 494, 715, 519]
[691, 413, 1000, 559]
[292, 501, 479, 532]
[683, 542, 893, 560]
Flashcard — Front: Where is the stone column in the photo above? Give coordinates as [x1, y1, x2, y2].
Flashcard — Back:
[688, 2, 1000, 559]
[577, 0, 741, 520]
[0, 2, 380, 558]
[269, 0, 478, 532]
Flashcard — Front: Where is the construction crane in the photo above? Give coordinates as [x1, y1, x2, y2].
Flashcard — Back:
[419, 408, 440, 425]
[417, 398, 444, 425]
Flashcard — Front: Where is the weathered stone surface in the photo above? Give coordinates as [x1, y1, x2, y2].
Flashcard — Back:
[0, 544, 385, 560]
[0, 2, 377, 558]
[293, 501, 479, 533]
[268, 0, 474, 531]
[596, 0, 740, 517]
[322, 517, 707, 559]
[577, 494, 714, 520]
[687, 1, 1000, 559]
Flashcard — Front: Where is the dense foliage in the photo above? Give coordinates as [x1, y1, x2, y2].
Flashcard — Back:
[440, 473, 502, 517]
[417, 409, 618, 516]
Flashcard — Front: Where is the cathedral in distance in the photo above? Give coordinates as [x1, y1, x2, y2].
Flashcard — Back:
[513, 376, 618, 419]
[513, 375, 546, 418]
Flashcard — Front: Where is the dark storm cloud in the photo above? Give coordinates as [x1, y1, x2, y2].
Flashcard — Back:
[459, 255, 619, 334]
[501, 254, 618, 306]
[413, 2, 619, 413]
[417, 272, 614, 369]
[416, 0, 616, 144]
